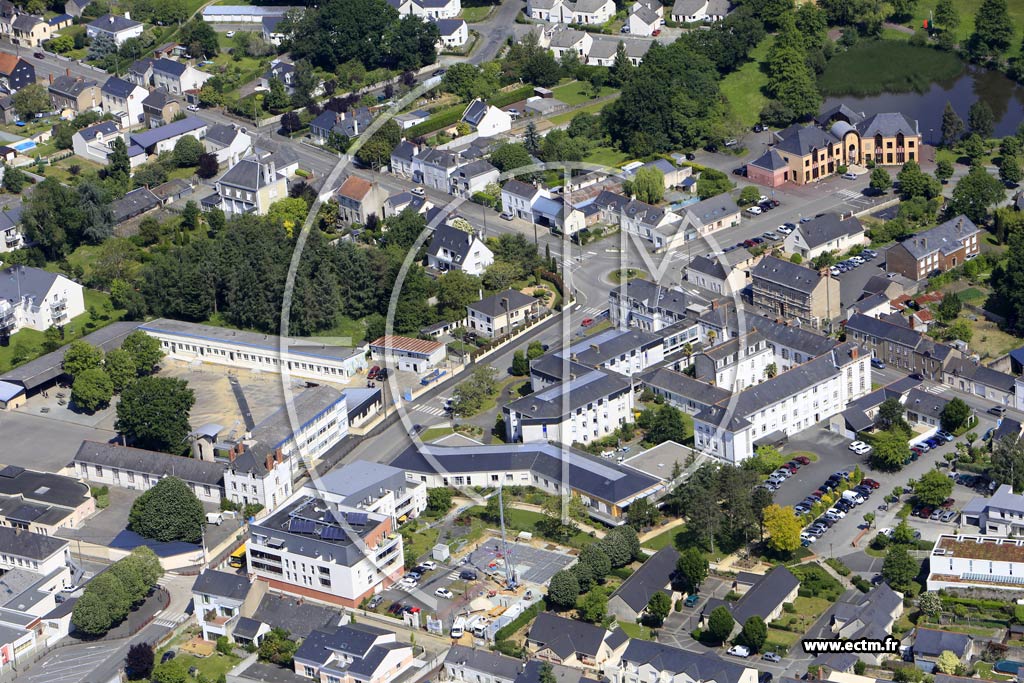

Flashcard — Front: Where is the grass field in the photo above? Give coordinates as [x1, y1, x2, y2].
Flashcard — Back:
[899, 0, 1024, 46]
[401, 523, 440, 561]
[549, 98, 614, 126]
[617, 622, 654, 640]
[721, 35, 773, 128]
[463, 506, 595, 548]
[460, 5, 493, 21]
[583, 145, 633, 168]
[552, 81, 618, 106]
[311, 315, 367, 345]
[819, 40, 964, 96]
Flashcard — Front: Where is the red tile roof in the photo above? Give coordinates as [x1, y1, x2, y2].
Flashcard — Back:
[337, 176, 372, 201]
[370, 335, 444, 355]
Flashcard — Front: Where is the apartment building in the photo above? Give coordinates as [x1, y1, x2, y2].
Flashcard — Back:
[844, 313, 959, 380]
[306, 461, 427, 529]
[0, 53, 33, 92]
[503, 367, 633, 444]
[608, 278, 710, 332]
[0, 266, 84, 337]
[293, 622, 415, 683]
[751, 256, 840, 328]
[885, 215, 980, 281]
[608, 640, 756, 683]
[192, 569, 254, 641]
[206, 156, 286, 216]
[246, 495, 404, 607]
[927, 534, 1024, 592]
[0, 465, 95, 535]
[692, 330, 774, 392]
[529, 327, 665, 387]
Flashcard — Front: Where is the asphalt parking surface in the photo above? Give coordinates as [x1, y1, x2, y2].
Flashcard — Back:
[466, 537, 575, 586]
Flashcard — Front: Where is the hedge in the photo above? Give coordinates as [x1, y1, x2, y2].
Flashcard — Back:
[493, 599, 546, 642]
[487, 86, 534, 109]
[405, 105, 464, 138]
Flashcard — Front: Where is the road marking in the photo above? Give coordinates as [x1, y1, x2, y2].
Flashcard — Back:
[924, 384, 946, 395]
[413, 405, 446, 416]
[835, 189, 860, 199]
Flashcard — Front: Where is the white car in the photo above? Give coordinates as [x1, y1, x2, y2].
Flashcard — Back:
[848, 440, 867, 451]
[727, 645, 751, 658]
[800, 531, 817, 543]
[434, 588, 453, 599]
[878, 527, 894, 537]
[410, 186, 426, 197]
[420, 560, 438, 571]
[187, 104, 199, 111]
[746, 206, 763, 215]
[826, 507, 846, 518]
[225, 30, 235, 37]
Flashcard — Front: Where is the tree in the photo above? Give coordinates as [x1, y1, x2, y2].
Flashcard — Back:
[1001, 154, 1022, 185]
[122, 331, 164, 375]
[115, 376, 195, 453]
[104, 348, 137, 393]
[435, 270, 480, 321]
[763, 504, 801, 554]
[870, 167, 893, 193]
[72, 367, 114, 413]
[579, 543, 611, 581]
[510, 350, 529, 376]
[940, 397, 972, 432]
[675, 547, 708, 592]
[355, 120, 401, 170]
[914, 469, 955, 506]
[527, 341, 545, 360]
[949, 165, 1006, 223]
[738, 186, 761, 206]
[935, 0, 960, 33]
[645, 404, 688, 445]
[172, 135, 203, 168]
[197, 153, 220, 179]
[646, 591, 671, 626]
[696, 168, 733, 200]
[12, 83, 50, 119]
[936, 159, 954, 184]
[72, 590, 113, 635]
[605, 525, 640, 564]
[547, 569, 580, 608]
[125, 643, 154, 680]
[764, 13, 821, 120]
[969, 100, 995, 139]
[627, 497, 659, 530]
[578, 588, 608, 623]
[179, 19, 219, 58]
[151, 661, 188, 683]
[937, 292, 963, 322]
[871, 429, 911, 471]
[740, 616, 768, 652]
[941, 102, 964, 147]
[917, 591, 943, 618]
[707, 605, 735, 643]
[882, 545, 918, 591]
[935, 651, 961, 675]
[877, 397, 907, 431]
[490, 143, 533, 172]
[128, 476, 205, 543]
[970, 0, 1014, 57]
[893, 519, 916, 545]
[630, 167, 665, 204]
[258, 628, 298, 666]
[426, 487, 453, 513]
[63, 340, 104, 378]
[522, 49, 561, 87]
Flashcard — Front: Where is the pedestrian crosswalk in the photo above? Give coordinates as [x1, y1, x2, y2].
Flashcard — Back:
[446, 571, 459, 581]
[577, 306, 604, 318]
[924, 384, 946, 395]
[153, 617, 181, 629]
[413, 404, 447, 416]
[836, 188, 861, 200]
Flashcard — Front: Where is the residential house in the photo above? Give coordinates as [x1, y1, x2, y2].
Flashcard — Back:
[526, 0, 615, 24]
[886, 215, 980, 281]
[0, 53, 33, 93]
[130, 115, 206, 155]
[192, 570, 252, 642]
[751, 256, 840, 328]
[504, 367, 633, 443]
[913, 628, 974, 673]
[436, 18, 468, 48]
[685, 251, 749, 295]
[72, 441, 224, 504]
[961, 484, 1024, 535]
[388, 0, 461, 19]
[686, 194, 741, 236]
[526, 612, 623, 669]
[501, 179, 540, 220]
[392, 442, 663, 524]
[844, 313, 959, 380]
[443, 646, 523, 683]
[369, 336, 446, 373]
[607, 640, 757, 683]
[309, 107, 373, 145]
[608, 277, 710, 333]
[0, 526, 72, 584]
[585, 35, 650, 66]
[461, 99, 512, 138]
[141, 88, 180, 127]
[206, 156, 286, 216]
[547, 28, 592, 60]
[450, 159, 499, 197]
[783, 213, 867, 260]
[261, 15, 287, 45]
[151, 58, 211, 96]
[9, 15, 50, 47]
[467, 289, 541, 339]
[246, 495, 404, 607]
[151, 178, 194, 205]
[395, 109, 430, 130]
[0, 96, 15, 124]
[414, 148, 461, 191]
[100, 76, 146, 126]
[71, 120, 125, 166]
[901, 387, 954, 430]
[204, 123, 252, 167]
[942, 357, 1015, 406]
[0, 266, 84, 335]
[260, 60, 295, 93]
[382, 191, 428, 219]
[670, 0, 730, 22]
[200, 4, 300, 23]
[608, 546, 680, 621]
[48, 75, 99, 114]
[293, 623, 415, 682]
[64, 0, 91, 17]
[426, 222, 494, 275]
[335, 176, 387, 226]
[389, 140, 419, 178]
[127, 58, 155, 88]
[86, 13, 142, 45]
[829, 584, 904, 665]
[111, 187, 161, 222]
[701, 567, 799, 633]
[0, 205, 23, 253]
[847, 292, 891, 321]
[0, 464, 95, 535]
[627, 2, 661, 36]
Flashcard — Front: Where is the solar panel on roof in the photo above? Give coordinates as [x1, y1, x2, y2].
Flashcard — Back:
[346, 511, 368, 526]
[320, 526, 344, 541]
[289, 518, 315, 534]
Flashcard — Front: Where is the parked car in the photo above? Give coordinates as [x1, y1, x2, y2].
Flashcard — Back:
[684, 593, 700, 607]
[863, 478, 880, 489]
[727, 645, 751, 658]
[940, 509, 958, 522]
[763, 653, 782, 663]
[367, 366, 381, 380]
[434, 588, 454, 599]
[746, 206, 763, 215]
[918, 506, 934, 518]
[989, 406, 1007, 416]
[368, 595, 384, 609]
[161, 651, 176, 664]
[827, 507, 846, 518]
[794, 455, 810, 465]
[581, 318, 595, 327]
[936, 431, 954, 442]
[499, 212, 514, 221]
[842, 172, 858, 180]
[420, 560, 437, 570]
[459, 570, 478, 580]
[410, 186, 426, 197]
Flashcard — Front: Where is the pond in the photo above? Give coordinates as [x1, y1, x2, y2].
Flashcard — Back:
[822, 65, 1024, 141]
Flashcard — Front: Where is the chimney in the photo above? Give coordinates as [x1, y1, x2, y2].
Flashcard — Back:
[47, 73, 52, 84]
[711, 300, 718, 310]
[124, 10, 130, 19]
[275, 448, 283, 464]
[108, 14, 113, 22]
[590, 343, 599, 353]
[851, 346, 859, 360]
[265, 454, 274, 472]
[66, 67, 70, 77]
[229, 449, 236, 462]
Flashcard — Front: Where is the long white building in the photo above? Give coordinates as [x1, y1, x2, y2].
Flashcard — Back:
[927, 534, 1024, 592]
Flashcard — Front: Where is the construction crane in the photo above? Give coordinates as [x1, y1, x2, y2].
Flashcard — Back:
[497, 484, 517, 590]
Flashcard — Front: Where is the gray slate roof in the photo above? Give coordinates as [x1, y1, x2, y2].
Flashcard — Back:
[774, 125, 838, 157]
[446, 646, 522, 680]
[101, 76, 138, 99]
[250, 593, 340, 638]
[504, 368, 631, 419]
[428, 223, 479, 263]
[688, 195, 738, 226]
[752, 255, 824, 294]
[793, 213, 864, 250]
[0, 525, 67, 560]
[470, 289, 537, 317]
[49, 75, 96, 98]
[748, 148, 787, 171]
[728, 566, 799, 624]
[620, 640, 749, 683]
[610, 545, 678, 611]
[857, 112, 919, 138]
[0, 265, 58, 303]
[895, 215, 979, 260]
[191, 569, 250, 600]
[88, 13, 141, 32]
[73, 441, 224, 486]
[528, 612, 606, 659]
[914, 627, 972, 658]
[462, 100, 489, 127]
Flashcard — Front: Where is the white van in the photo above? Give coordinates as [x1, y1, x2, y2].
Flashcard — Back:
[471, 618, 489, 638]
[842, 490, 864, 505]
[450, 616, 466, 639]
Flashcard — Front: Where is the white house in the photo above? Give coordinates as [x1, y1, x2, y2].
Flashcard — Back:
[426, 223, 494, 275]
[607, 640, 757, 683]
[72, 120, 126, 166]
[450, 159, 499, 197]
[685, 252, 749, 295]
[0, 526, 72, 583]
[100, 76, 147, 126]
[0, 207, 24, 255]
[204, 123, 252, 167]
[151, 58, 212, 96]
[293, 623, 415, 682]
[783, 213, 867, 261]
[369, 335, 446, 374]
[389, 0, 461, 19]
[435, 18, 468, 48]
[129, 115, 207, 155]
[460, 99, 512, 138]
[413, 148, 461, 191]
[86, 13, 143, 46]
[501, 179, 540, 220]
[626, 1, 661, 35]
[73, 441, 224, 504]
[467, 289, 541, 339]
[526, 0, 616, 24]
[192, 570, 252, 642]
[670, 0, 729, 22]
[0, 266, 85, 334]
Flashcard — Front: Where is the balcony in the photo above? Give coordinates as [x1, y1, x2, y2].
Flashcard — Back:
[3, 233, 19, 248]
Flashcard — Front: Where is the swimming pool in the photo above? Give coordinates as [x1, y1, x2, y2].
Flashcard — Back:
[994, 660, 1024, 674]
[11, 140, 35, 152]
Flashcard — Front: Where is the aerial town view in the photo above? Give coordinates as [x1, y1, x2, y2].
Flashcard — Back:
[8, 0, 1024, 682]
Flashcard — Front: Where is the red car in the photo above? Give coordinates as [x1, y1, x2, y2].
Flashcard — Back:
[918, 506, 934, 518]
[581, 318, 594, 327]
[367, 366, 381, 380]
[652, 28, 661, 36]
[862, 478, 880, 489]
[941, 498, 956, 509]
[794, 456, 810, 465]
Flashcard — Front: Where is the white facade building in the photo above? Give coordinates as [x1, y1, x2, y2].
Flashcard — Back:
[368, 335, 446, 374]
[73, 441, 224, 504]
[426, 223, 494, 276]
[302, 460, 427, 528]
[927, 534, 1024, 592]
[0, 266, 85, 335]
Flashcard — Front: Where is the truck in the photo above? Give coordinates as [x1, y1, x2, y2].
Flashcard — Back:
[450, 616, 466, 639]
[421, 369, 447, 386]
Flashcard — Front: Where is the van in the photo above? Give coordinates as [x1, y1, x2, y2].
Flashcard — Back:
[842, 490, 864, 505]
[206, 512, 223, 525]
[450, 617, 466, 639]
[471, 618, 489, 638]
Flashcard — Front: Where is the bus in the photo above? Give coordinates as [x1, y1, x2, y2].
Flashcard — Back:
[228, 544, 246, 569]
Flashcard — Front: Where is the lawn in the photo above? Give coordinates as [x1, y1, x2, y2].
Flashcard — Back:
[156, 628, 242, 681]
[400, 522, 440, 562]
[310, 315, 367, 345]
[421, 426, 455, 442]
[617, 622, 654, 640]
[460, 5, 493, 21]
[964, 315, 1021, 360]
[551, 81, 618, 106]
[640, 524, 726, 561]
[463, 506, 595, 548]
[720, 35, 773, 129]
[609, 268, 648, 284]
[818, 40, 964, 96]
[549, 99, 614, 126]
[583, 145, 633, 168]
[0, 289, 124, 373]
[897, 0, 1024, 46]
